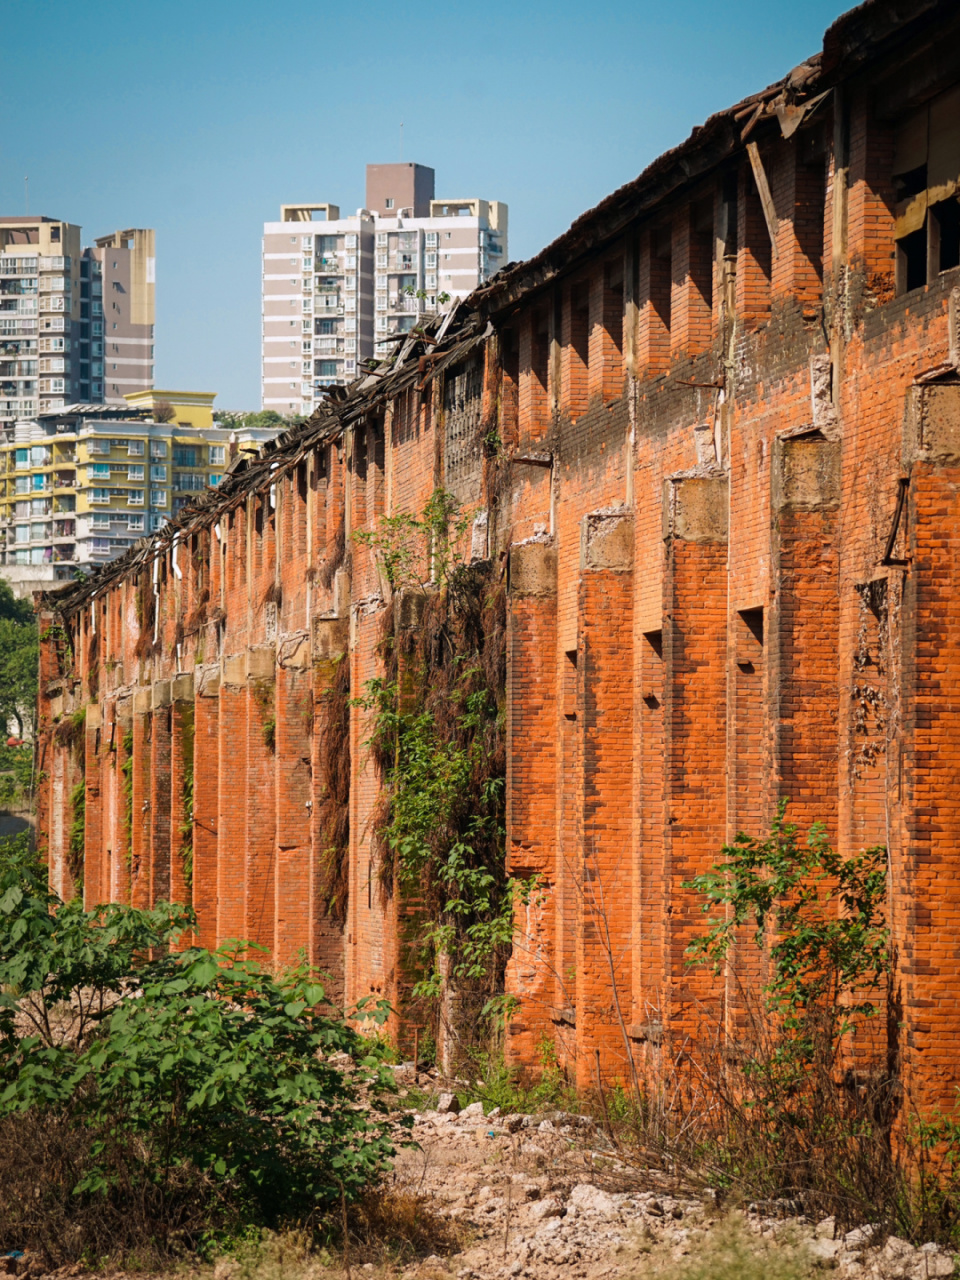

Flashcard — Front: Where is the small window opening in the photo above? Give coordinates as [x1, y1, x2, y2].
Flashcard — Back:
[563, 649, 578, 720]
[737, 608, 764, 672]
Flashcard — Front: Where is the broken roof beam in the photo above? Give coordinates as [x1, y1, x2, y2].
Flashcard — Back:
[746, 141, 780, 258]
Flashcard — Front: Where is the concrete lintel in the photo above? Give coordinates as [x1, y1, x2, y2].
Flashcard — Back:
[313, 617, 349, 662]
[221, 654, 245, 687]
[116, 697, 133, 729]
[197, 665, 221, 698]
[581, 509, 634, 572]
[172, 672, 195, 703]
[397, 587, 427, 630]
[509, 538, 557, 598]
[246, 646, 276, 683]
[662, 474, 728, 543]
[133, 687, 152, 715]
[908, 383, 960, 465]
[772, 435, 841, 513]
[151, 680, 172, 710]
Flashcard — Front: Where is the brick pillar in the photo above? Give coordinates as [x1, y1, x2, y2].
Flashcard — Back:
[113, 699, 133, 905]
[898, 385, 960, 1110]
[632, 627, 666, 1062]
[275, 647, 314, 967]
[130, 688, 152, 909]
[245, 648, 277, 957]
[83, 706, 103, 907]
[149, 684, 173, 905]
[311, 619, 349, 1007]
[169, 675, 196, 929]
[661, 475, 728, 1049]
[504, 538, 558, 1067]
[217, 659, 247, 943]
[574, 511, 635, 1089]
[192, 669, 220, 948]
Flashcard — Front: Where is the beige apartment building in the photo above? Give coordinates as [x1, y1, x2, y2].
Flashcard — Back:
[0, 216, 154, 429]
[262, 163, 507, 413]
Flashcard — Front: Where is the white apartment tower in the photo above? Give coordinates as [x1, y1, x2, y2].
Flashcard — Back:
[0, 216, 155, 429]
[262, 163, 507, 414]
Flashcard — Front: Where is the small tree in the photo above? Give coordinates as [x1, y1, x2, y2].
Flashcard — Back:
[686, 801, 889, 1066]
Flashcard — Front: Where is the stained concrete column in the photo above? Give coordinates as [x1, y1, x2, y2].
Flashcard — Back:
[503, 536, 558, 1067]
[574, 511, 635, 1088]
[192, 668, 220, 948]
[661, 474, 729, 1049]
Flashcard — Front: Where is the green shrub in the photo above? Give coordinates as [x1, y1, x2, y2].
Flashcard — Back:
[0, 834, 406, 1261]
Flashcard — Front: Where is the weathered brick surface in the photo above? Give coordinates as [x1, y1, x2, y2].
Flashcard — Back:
[32, 3, 960, 1107]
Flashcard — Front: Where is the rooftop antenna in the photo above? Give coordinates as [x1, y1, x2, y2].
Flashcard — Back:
[399, 121, 404, 161]
[24, 176, 28, 214]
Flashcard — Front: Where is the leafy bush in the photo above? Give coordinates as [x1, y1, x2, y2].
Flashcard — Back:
[0, 834, 406, 1262]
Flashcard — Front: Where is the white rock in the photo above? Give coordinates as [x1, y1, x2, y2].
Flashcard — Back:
[806, 1236, 844, 1261]
[816, 1217, 837, 1239]
[461, 1101, 484, 1119]
[569, 1184, 618, 1216]
[437, 1091, 461, 1114]
[520, 1141, 546, 1158]
[527, 1196, 564, 1221]
[502, 1113, 525, 1133]
[845, 1224, 878, 1248]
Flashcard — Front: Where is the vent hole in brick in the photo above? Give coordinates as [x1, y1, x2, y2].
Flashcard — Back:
[563, 649, 577, 720]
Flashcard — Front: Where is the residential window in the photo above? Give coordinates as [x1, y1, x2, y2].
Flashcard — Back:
[91, 538, 111, 553]
[127, 489, 144, 505]
[172, 447, 197, 467]
[209, 446, 225, 465]
[127, 465, 144, 480]
[127, 515, 144, 531]
[91, 514, 111, 529]
[209, 473, 221, 486]
[14, 478, 29, 494]
[317, 361, 337, 376]
[127, 440, 144, 456]
[173, 472, 205, 491]
[385, 197, 394, 210]
[150, 464, 167, 481]
[90, 488, 110, 504]
[14, 449, 28, 469]
[89, 463, 111, 478]
[150, 441, 167, 458]
[15, 525, 29, 543]
[151, 489, 167, 507]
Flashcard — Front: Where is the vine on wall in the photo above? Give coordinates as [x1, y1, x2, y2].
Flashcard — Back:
[355, 490, 531, 1054]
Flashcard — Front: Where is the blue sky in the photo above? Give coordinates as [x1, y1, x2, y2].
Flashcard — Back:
[4, 0, 844, 409]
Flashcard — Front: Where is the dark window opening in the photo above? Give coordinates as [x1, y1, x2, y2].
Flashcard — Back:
[931, 199, 960, 274]
[898, 227, 928, 293]
[296, 460, 307, 502]
[644, 629, 663, 658]
[797, 160, 826, 284]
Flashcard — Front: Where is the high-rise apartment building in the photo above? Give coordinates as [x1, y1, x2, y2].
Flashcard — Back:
[0, 393, 280, 596]
[0, 216, 155, 429]
[262, 163, 507, 414]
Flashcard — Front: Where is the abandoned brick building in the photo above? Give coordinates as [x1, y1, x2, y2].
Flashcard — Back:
[34, 0, 960, 1108]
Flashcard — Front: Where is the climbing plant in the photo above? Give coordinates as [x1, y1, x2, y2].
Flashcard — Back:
[355, 491, 531, 1049]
